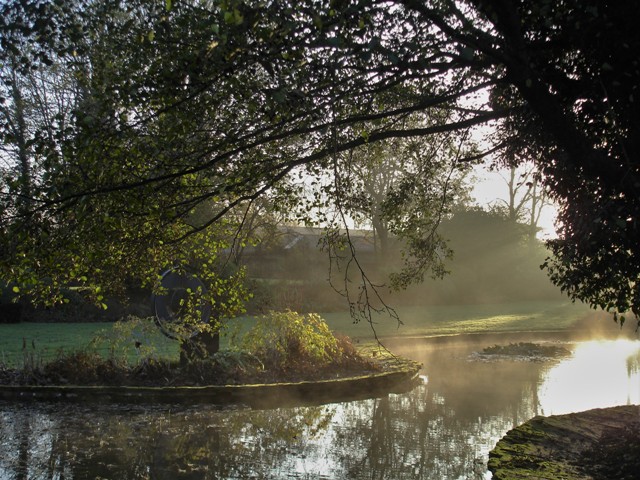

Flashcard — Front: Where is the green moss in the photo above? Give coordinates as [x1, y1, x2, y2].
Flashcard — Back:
[488, 408, 640, 480]
[489, 418, 586, 479]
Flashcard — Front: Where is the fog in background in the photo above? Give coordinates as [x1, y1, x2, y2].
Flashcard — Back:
[242, 206, 560, 315]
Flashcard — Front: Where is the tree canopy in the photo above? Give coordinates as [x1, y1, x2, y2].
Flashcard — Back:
[1, 0, 638, 326]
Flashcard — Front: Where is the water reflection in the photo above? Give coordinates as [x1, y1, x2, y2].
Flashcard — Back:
[0, 335, 638, 480]
[538, 340, 640, 415]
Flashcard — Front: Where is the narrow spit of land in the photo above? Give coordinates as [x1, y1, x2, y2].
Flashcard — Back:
[0, 348, 422, 407]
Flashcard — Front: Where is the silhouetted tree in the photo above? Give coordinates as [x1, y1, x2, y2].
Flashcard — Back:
[1, 0, 638, 325]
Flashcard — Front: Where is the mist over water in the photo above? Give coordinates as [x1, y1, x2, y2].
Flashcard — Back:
[1, 332, 638, 480]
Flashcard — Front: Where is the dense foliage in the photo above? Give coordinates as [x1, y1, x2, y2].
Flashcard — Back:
[0, 312, 375, 385]
[237, 310, 340, 369]
[1, 0, 638, 325]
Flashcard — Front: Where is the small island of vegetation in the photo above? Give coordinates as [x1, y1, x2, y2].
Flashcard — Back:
[0, 311, 421, 406]
[472, 342, 572, 362]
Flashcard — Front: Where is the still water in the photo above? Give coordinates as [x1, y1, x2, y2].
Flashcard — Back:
[1, 333, 638, 480]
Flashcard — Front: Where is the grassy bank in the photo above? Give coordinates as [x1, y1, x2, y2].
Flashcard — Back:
[320, 300, 613, 339]
[0, 300, 622, 368]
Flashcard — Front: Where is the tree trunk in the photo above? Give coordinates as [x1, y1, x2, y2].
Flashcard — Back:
[9, 65, 32, 216]
[179, 331, 220, 366]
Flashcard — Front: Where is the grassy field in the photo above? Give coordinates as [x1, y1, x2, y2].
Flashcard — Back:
[0, 300, 626, 368]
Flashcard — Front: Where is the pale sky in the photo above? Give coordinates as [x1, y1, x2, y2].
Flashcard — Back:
[471, 164, 558, 240]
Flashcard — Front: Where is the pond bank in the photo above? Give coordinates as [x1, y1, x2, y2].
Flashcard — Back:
[0, 355, 421, 408]
[488, 404, 640, 480]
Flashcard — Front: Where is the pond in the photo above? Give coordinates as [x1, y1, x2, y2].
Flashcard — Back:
[1, 332, 638, 480]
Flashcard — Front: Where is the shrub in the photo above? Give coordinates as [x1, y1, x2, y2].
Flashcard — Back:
[91, 315, 174, 364]
[238, 310, 340, 370]
[181, 351, 264, 384]
[42, 350, 125, 385]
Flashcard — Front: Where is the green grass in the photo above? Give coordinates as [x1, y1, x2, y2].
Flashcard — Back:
[0, 300, 620, 368]
[0, 321, 179, 368]
[0, 322, 106, 366]
[317, 300, 617, 339]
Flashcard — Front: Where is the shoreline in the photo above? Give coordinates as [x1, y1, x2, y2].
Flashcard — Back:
[488, 404, 640, 480]
[0, 355, 421, 408]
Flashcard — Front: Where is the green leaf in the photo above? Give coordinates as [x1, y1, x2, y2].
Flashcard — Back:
[165, 0, 172, 11]
[12, 286, 19, 293]
[224, 9, 244, 25]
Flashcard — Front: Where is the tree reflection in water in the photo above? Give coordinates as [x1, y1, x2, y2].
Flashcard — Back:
[1, 335, 637, 480]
